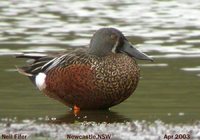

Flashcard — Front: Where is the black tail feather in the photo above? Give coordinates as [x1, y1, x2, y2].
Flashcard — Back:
[15, 53, 53, 77]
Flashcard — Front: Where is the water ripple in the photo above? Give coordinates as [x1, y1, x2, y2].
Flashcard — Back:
[181, 66, 200, 72]
[0, 0, 200, 57]
[0, 120, 200, 140]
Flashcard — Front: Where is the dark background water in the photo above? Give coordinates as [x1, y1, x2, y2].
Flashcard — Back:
[0, 0, 200, 125]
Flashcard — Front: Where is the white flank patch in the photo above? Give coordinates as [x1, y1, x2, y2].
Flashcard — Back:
[35, 73, 46, 91]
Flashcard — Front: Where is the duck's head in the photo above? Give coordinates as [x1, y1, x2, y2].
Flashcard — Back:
[88, 28, 153, 61]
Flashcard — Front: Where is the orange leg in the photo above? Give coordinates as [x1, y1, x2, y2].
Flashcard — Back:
[73, 105, 80, 115]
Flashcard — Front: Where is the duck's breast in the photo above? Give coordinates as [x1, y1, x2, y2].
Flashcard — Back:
[92, 54, 140, 106]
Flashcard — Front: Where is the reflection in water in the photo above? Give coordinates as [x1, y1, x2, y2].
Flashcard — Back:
[50, 110, 130, 124]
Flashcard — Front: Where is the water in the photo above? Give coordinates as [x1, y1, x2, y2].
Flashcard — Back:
[0, 0, 200, 139]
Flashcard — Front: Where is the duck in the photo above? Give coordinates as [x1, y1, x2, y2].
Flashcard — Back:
[16, 28, 152, 110]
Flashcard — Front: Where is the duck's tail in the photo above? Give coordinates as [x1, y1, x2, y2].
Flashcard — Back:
[15, 53, 53, 85]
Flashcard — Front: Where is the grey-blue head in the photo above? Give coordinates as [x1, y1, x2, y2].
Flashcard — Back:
[88, 28, 153, 61]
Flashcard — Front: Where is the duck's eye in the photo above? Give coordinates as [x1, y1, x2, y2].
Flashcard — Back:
[110, 34, 117, 40]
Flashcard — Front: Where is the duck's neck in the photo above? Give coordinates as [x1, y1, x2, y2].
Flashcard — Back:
[88, 39, 113, 57]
